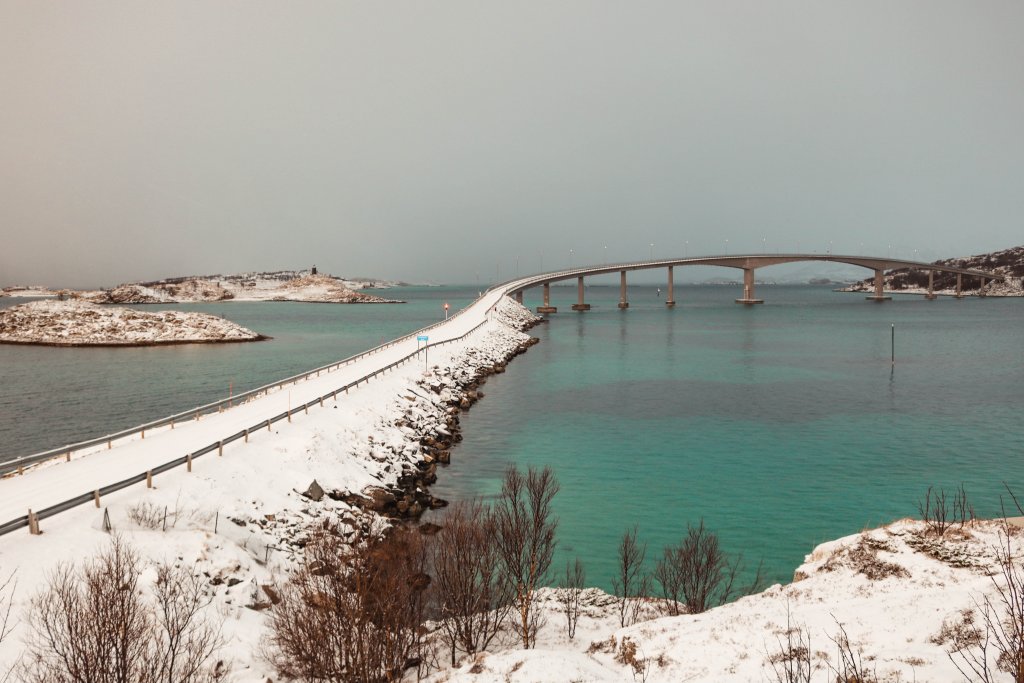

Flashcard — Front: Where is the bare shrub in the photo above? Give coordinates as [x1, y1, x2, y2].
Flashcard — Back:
[558, 558, 585, 640]
[828, 619, 877, 683]
[432, 499, 510, 663]
[127, 500, 166, 530]
[766, 604, 812, 683]
[659, 518, 762, 615]
[948, 527, 1024, 683]
[1, 570, 15, 683]
[920, 485, 975, 537]
[615, 636, 651, 683]
[266, 526, 428, 682]
[613, 525, 649, 627]
[20, 536, 224, 683]
[493, 465, 559, 649]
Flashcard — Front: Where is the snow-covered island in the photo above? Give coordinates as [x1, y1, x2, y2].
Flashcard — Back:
[86, 270, 404, 304]
[840, 244, 1024, 296]
[0, 299, 267, 346]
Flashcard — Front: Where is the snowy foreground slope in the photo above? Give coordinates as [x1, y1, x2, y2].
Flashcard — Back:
[0, 299, 264, 346]
[0, 297, 1016, 682]
[433, 520, 1022, 682]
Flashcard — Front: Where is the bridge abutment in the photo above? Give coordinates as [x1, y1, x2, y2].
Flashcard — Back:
[735, 268, 764, 304]
[618, 271, 629, 309]
[925, 271, 937, 300]
[866, 269, 892, 301]
[571, 276, 591, 311]
[537, 283, 557, 313]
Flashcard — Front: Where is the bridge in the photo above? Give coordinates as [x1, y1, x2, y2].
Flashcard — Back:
[502, 254, 1006, 310]
[0, 252, 1007, 536]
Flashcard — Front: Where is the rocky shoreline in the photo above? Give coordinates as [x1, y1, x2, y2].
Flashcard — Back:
[336, 305, 543, 530]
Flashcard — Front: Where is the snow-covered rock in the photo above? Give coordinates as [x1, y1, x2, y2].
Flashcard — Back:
[0, 300, 265, 346]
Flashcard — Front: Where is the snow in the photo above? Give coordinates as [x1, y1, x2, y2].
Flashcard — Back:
[1, 289, 1016, 682]
[0, 291, 535, 679]
[0, 300, 264, 346]
[88, 271, 404, 304]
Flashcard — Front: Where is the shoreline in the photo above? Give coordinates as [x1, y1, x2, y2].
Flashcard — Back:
[0, 334, 272, 348]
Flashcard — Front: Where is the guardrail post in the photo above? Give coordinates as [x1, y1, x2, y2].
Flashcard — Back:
[187, 453, 192, 472]
[266, 419, 272, 432]
[108, 439, 112, 449]
[171, 419, 174, 430]
[146, 470, 153, 488]
[94, 490, 101, 507]
[304, 404, 308, 415]
[65, 451, 71, 462]
[141, 429, 145, 439]
[287, 410, 292, 423]
[218, 440, 223, 456]
[195, 410, 200, 421]
[28, 509, 40, 535]
[17, 466, 24, 476]
[244, 429, 249, 443]
[319, 397, 323, 407]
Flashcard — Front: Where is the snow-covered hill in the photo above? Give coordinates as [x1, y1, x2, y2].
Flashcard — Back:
[842, 245, 1024, 296]
[88, 271, 404, 304]
[0, 300, 266, 346]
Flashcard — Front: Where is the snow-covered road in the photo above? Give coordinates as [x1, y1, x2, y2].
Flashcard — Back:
[0, 286, 512, 532]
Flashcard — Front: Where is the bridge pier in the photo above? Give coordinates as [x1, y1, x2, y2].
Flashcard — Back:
[665, 266, 676, 307]
[735, 268, 764, 304]
[979, 277, 987, 297]
[955, 273, 964, 298]
[571, 276, 590, 311]
[618, 271, 629, 309]
[536, 283, 557, 313]
[866, 269, 892, 301]
[515, 291, 523, 304]
[925, 271, 936, 299]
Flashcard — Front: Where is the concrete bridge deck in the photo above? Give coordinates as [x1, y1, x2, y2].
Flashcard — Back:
[499, 254, 1005, 310]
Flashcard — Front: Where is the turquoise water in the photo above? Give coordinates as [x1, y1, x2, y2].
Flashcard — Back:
[3, 284, 1023, 591]
[428, 285, 1024, 590]
[0, 286, 478, 459]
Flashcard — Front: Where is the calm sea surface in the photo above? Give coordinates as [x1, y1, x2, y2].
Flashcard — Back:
[3, 285, 1023, 590]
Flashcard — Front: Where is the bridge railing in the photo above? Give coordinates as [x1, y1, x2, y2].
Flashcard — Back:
[1, 291, 485, 476]
[0, 318, 491, 536]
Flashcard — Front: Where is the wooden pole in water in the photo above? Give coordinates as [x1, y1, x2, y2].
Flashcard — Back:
[891, 324, 895, 367]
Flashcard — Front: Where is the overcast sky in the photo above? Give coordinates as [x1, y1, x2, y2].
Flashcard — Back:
[2, 1, 1022, 288]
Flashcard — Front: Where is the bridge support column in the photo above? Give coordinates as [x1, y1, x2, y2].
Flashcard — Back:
[665, 266, 676, 307]
[537, 283, 557, 313]
[571, 276, 590, 311]
[735, 268, 764, 304]
[979, 277, 987, 297]
[515, 290, 523, 304]
[618, 271, 629, 309]
[925, 271, 936, 299]
[955, 273, 963, 298]
[866, 269, 892, 301]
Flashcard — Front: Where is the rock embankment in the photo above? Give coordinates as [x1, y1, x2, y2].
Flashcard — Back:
[0, 300, 267, 346]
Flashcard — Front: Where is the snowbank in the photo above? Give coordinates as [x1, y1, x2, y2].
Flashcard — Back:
[0, 300, 266, 346]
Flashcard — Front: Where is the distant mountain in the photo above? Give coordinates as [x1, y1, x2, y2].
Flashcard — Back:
[842, 245, 1024, 296]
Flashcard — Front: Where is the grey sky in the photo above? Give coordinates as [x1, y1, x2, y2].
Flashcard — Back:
[2, 1, 1022, 288]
